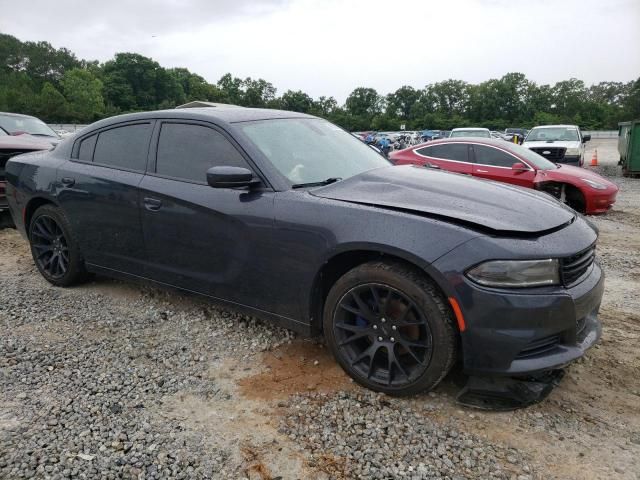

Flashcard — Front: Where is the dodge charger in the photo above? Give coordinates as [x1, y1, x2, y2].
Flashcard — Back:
[5, 108, 603, 396]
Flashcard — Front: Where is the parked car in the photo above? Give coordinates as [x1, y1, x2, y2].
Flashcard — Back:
[6, 108, 603, 396]
[0, 112, 61, 146]
[0, 130, 51, 226]
[490, 131, 513, 141]
[505, 127, 528, 144]
[390, 138, 617, 214]
[523, 125, 589, 166]
[450, 127, 491, 138]
[505, 128, 528, 137]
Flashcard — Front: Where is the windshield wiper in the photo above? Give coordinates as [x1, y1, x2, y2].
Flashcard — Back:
[292, 177, 342, 189]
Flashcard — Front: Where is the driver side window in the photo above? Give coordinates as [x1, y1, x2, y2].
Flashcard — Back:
[156, 123, 249, 183]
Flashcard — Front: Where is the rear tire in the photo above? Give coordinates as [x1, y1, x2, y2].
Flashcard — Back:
[323, 261, 457, 396]
[29, 205, 89, 287]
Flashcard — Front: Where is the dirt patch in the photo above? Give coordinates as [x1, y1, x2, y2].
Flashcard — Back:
[239, 340, 355, 400]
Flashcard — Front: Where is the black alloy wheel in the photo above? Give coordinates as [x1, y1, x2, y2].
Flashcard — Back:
[334, 283, 433, 387]
[324, 261, 457, 396]
[29, 205, 89, 287]
[31, 215, 69, 279]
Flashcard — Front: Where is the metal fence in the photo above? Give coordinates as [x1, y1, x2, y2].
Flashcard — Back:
[582, 131, 618, 139]
[48, 124, 88, 134]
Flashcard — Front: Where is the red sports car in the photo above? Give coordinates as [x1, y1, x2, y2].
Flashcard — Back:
[390, 138, 618, 214]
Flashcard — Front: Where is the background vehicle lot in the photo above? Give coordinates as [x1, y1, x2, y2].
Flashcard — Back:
[1, 139, 639, 479]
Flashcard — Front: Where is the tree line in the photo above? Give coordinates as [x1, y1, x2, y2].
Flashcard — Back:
[1, 33, 638, 130]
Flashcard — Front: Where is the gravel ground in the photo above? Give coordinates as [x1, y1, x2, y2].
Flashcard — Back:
[1, 139, 639, 479]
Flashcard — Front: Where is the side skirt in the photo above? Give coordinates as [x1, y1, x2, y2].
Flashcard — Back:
[85, 263, 312, 336]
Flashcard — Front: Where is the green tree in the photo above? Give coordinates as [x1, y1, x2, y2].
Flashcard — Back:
[311, 96, 338, 117]
[61, 68, 104, 122]
[242, 77, 277, 107]
[280, 90, 313, 113]
[345, 87, 383, 117]
[37, 82, 68, 121]
[217, 73, 244, 105]
[423, 80, 470, 116]
[386, 86, 421, 119]
[102, 53, 182, 111]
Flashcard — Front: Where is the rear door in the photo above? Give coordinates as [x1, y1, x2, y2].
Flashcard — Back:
[470, 144, 535, 187]
[411, 143, 472, 174]
[138, 120, 277, 310]
[57, 121, 152, 274]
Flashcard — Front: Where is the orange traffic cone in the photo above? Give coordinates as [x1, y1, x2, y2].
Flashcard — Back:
[590, 149, 598, 167]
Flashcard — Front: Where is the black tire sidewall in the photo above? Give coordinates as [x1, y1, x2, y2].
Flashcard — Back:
[29, 205, 86, 287]
[323, 262, 457, 396]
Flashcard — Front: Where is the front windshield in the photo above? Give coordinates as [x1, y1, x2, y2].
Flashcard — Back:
[238, 118, 390, 185]
[526, 127, 579, 142]
[0, 115, 59, 138]
[0, 127, 7, 136]
[450, 130, 490, 138]
[510, 143, 557, 170]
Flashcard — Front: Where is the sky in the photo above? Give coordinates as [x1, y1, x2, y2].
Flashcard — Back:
[1, 0, 638, 102]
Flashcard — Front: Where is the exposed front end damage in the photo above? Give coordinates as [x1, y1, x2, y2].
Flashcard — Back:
[535, 180, 585, 213]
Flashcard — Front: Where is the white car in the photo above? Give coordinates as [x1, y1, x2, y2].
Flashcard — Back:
[450, 127, 491, 138]
[523, 125, 590, 167]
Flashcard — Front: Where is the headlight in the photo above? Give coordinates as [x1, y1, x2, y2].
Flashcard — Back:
[466, 259, 560, 288]
[581, 178, 607, 190]
[565, 147, 579, 156]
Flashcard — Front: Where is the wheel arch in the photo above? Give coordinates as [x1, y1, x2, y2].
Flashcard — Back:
[535, 180, 586, 213]
[308, 245, 454, 336]
[24, 196, 59, 235]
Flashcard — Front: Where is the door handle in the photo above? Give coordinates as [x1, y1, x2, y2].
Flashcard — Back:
[143, 197, 162, 211]
[61, 177, 75, 187]
[476, 169, 489, 173]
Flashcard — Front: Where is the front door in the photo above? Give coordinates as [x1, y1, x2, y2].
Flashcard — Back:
[470, 144, 535, 188]
[138, 121, 276, 310]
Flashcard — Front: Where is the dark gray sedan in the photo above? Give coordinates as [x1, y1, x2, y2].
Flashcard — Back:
[5, 107, 603, 396]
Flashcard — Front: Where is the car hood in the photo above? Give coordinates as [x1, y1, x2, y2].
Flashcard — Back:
[0, 134, 53, 151]
[523, 140, 581, 149]
[537, 164, 618, 188]
[312, 165, 575, 235]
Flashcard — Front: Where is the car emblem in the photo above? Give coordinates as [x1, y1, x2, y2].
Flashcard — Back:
[543, 150, 551, 154]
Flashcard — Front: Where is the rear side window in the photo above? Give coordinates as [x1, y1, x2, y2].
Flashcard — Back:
[93, 123, 151, 172]
[473, 145, 519, 167]
[156, 123, 249, 183]
[416, 144, 468, 162]
[78, 134, 97, 161]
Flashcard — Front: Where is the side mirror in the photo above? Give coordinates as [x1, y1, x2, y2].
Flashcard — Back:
[511, 162, 529, 173]
[582, 134, 591, 143]
[206, 166, 257, 188]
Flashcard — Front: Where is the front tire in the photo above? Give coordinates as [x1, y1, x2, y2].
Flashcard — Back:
[323, 261, 457, 396]
[29, 205, 89, 287]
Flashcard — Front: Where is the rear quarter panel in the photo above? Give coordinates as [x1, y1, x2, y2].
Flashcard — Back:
[6, 150, 66, 235]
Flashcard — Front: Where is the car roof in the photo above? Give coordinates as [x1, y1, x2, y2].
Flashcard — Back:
[0, 112, 39, 119]
[451, 127, 490, 131]
[81, 107, 316, 132]
[530, 125, 578, 129]
[417, 137, 518, 149]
